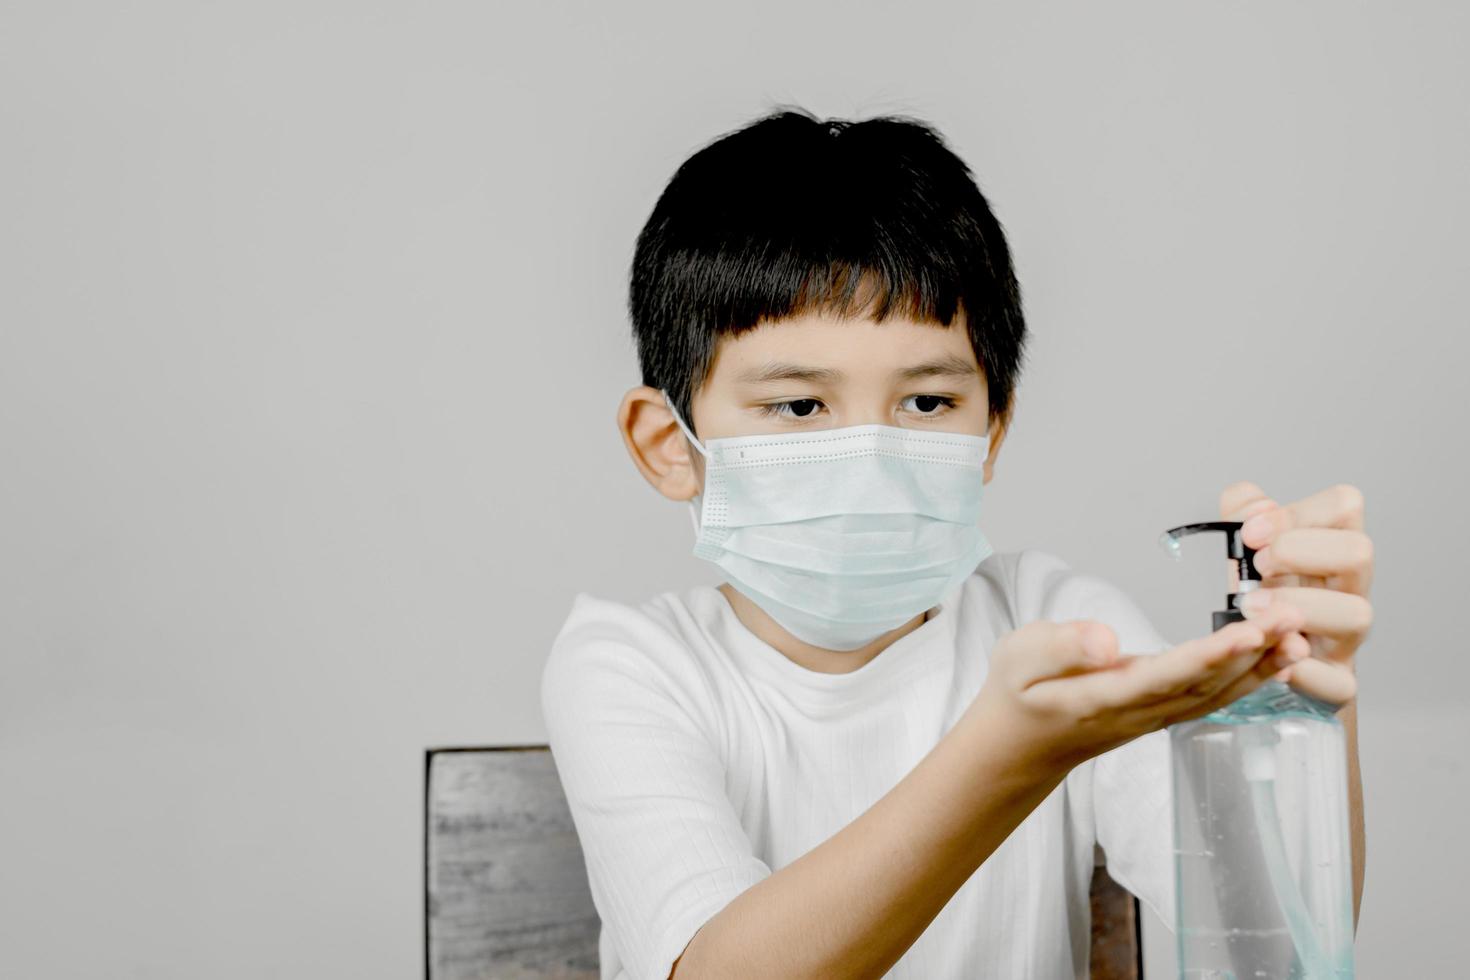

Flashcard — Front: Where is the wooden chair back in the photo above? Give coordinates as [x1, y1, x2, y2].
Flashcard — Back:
[425, 746, 1143, 979]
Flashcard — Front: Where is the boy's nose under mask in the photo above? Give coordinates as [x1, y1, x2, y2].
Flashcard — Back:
[661, 390, 993, 652]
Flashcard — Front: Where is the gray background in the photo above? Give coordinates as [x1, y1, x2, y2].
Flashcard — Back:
[2, 1, 1464, 977]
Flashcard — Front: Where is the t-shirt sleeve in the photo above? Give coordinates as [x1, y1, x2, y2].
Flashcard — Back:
[1016, 548, 1178, 931]
[540, 594, 772, 980]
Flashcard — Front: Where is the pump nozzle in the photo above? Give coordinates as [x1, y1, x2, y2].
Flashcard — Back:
[1158, 520, 1263, 631]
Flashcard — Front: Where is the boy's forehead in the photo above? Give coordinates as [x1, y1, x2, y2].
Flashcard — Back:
[708, 310, 980, 386]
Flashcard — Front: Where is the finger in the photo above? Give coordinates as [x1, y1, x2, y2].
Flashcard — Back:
[1003, 620, 1119, 688]
[1156, 661, 1280, 726]
[1217, 490, 1275, 590]
[1269, 630, 1314, 670]
[1142, 631, 1311, 727]
[1280, 656, 1359, 706]
[1240, 484, 1368, 585]
[1156, 668, 1272, 727]
[1240, 483, 1366, 552]
[1220, 481, 1275, 522]
[1082, 606, 1304, 708]
[1165, 625, 1309, 712]
[1244, 483, 1366, 548]
[1220, 485, 1278, 592]
[1252, 527, 1374, 592]
[1239, 586, 1374, 644]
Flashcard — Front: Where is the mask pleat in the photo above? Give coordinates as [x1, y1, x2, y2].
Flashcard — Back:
[718, 533, 993, 623]
[717, 451, 985, 529]
[718, 521, 986, 576]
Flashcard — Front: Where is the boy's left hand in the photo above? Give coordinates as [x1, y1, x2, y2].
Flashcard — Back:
[1222, 480, 1373, 707]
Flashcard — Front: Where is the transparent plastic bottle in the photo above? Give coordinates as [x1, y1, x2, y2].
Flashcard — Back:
[1160, 522, 1356, 979]
[1171, 681, 1355, 978]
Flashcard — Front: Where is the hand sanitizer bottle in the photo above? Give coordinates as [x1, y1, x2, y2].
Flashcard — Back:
[1159, 520, 1356, 979]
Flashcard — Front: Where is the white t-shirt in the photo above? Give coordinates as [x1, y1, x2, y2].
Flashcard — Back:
[539, 548, 1178, 980]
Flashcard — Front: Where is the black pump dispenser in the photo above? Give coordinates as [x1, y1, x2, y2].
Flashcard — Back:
[1159, 521, 1263, 631]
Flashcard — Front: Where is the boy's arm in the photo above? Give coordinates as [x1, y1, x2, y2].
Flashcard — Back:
[540, 616, 773, 980]
[670, 686, 1068, 979]
[673, 610, 1307, 979]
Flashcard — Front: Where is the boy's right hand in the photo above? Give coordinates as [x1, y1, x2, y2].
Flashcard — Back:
[967, 603, 1309, 772]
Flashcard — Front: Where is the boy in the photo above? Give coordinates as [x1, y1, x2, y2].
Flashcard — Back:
[540, 107, 1371, 979]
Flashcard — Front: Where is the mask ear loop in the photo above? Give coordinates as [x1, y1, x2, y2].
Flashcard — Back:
[660, 389, 709, 458]
[660, 390, 708, 535]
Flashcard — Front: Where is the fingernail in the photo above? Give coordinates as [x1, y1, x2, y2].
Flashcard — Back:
[1242, 512, 1273, 544]
[1238, 590, 1272, 618]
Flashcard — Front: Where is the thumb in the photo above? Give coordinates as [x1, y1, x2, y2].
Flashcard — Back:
[997, 620, 1118, 689]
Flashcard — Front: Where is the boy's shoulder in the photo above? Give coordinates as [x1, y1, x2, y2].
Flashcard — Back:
[544, 583, 710, 667]
[539, 583, 726, 717]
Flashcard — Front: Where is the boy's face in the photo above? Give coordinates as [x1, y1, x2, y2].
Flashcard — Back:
[621, 309, 1010, 505]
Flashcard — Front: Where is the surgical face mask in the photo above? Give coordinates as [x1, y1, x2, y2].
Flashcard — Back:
[660, 389, 994, 651]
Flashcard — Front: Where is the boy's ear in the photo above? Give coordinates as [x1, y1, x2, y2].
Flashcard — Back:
[983, 412, 1010, 485]
[618, 386, 704, 501]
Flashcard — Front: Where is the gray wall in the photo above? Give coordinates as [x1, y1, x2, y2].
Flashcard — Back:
[2, 2, 1463, 976]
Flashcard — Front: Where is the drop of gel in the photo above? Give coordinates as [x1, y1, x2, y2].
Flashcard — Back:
[1158, 531, 1184, 560]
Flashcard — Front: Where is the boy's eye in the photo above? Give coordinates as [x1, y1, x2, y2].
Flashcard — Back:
[755, 395, 958, 421]
[756, 398, 824, 419]
[900, 394, 957, 415]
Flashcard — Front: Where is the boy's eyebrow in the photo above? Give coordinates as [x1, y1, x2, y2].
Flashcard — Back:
[894, 354, 980, 382]
[736, 362, 844, 385]
[736, 354, 978, 386]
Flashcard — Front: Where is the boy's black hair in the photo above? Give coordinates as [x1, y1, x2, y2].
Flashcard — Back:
[629, 105, 1029, 437]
